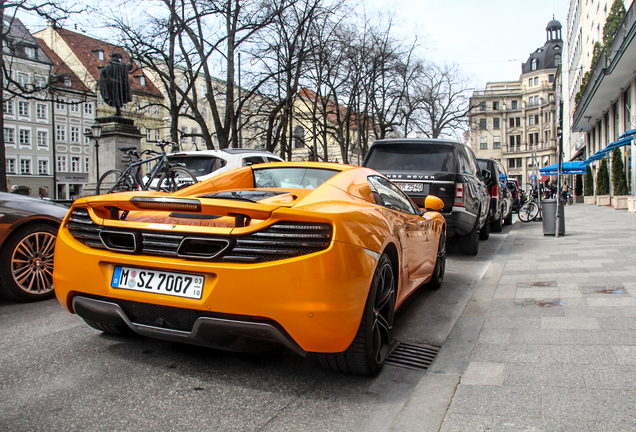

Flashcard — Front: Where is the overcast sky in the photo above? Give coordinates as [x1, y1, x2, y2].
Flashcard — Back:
[365, 0, 569, 88]
[19, 0, 570, 90]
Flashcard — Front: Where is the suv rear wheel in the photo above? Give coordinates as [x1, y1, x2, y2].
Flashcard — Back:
[458, 216, 480, 256]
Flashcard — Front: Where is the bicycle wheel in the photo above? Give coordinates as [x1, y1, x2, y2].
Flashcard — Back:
[96, 170, 136, 195]
[156, 167, 198, 193]
[518, 201, 539, 222]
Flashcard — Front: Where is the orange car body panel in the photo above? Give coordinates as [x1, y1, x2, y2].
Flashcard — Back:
[53, 162, 445, 353]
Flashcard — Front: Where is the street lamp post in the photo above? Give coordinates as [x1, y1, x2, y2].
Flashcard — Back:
[91, 121, 103, 181]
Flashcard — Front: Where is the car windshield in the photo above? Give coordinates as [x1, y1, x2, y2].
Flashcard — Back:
[168, 156, 226, 177]
[253, 167, 338, 189]
[365, 144, 457, 172]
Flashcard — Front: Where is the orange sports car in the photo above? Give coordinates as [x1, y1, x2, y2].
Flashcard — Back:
[53, 162, 446, 376]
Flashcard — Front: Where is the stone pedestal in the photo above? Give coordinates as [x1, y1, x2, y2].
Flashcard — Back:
[88, 116, 143, 190]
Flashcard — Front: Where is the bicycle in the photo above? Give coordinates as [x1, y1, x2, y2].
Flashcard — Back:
[517, 190, 541, 222]
[96, 140, 198, 195]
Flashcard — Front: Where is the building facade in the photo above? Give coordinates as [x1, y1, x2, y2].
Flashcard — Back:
[3, 18, 54, 197]
[563, 0, 635, 162]
[571, 0, 636, 196]
[469, 19, 562, 190]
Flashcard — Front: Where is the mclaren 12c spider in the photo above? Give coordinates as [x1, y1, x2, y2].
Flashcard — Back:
[53, 162, 446, 376]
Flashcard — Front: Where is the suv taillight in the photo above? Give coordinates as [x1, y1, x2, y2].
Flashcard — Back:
[492, 183, 499, 199]
[454, 182, 464, 206]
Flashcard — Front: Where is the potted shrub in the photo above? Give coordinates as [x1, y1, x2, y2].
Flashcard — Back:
[575, 174, 584, 203]
[584, 165, 595, 204]
[611, 147, 629, 209]
[596, 157, 610, 205]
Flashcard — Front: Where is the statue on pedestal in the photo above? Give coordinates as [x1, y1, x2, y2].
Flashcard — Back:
[99, 52, 132, 116]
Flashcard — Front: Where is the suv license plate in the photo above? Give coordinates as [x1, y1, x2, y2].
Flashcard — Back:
[111, 266, 205, 299]
[396, 182, 425, 193]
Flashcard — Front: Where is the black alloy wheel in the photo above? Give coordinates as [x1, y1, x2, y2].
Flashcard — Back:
[427, 230, 446, 289]
[317, 253, 396, 376]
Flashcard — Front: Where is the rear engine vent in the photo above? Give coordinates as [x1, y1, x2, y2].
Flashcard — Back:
[67, 210, 332, 264]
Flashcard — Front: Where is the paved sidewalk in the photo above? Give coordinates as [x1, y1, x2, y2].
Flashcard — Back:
[392, 203, 636, 431]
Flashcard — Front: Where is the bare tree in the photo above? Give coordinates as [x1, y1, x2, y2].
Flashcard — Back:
[413, 62, 472, 139]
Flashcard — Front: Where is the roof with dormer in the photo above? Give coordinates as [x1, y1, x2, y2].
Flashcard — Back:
[34, 37, 93, 95]
[34, 26, 163, 99]
[522, 18, 563, 74]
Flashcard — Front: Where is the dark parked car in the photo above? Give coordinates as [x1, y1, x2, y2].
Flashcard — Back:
[0, 192, 69, 302]
[477, 158, 513, 230]
[362, 138, 490, 255]
[507, 179, 523, 212]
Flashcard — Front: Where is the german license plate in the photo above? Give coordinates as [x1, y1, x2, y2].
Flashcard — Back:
[396, 182, 425, 193]
[111, 266, 205, 299]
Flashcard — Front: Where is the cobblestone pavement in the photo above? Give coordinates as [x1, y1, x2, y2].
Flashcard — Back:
[391, 203, 636, 432]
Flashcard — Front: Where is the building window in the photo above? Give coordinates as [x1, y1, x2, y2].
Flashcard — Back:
[509, 118, 515, 128]
[98, 95, 105, 106]
[134, 75, 146, 86]
[480, 139, 488, 150]
[4, 128, 15, 146]
[534, 77, 539, 86]
[70, 126, 80, 143]
[492, 101, 499, 110]
[493, 138, 501, 149]
[37, 131, 48, 148]
[19, 129, 31, 148]
[548, 74, 555, 83]
[6, 157, 16, 174]
[84, 157, 90, 173]
[4, 100, 14, 115]
[35, 75, 46, 89]
[181, 127, 188, 143]
[508, 159, 516, 169]
[192, 128, 198, 145]
[84, 102, 93, 115]
[155, 130, 161, 141]
[531, 58, 538, 70]
[56, 125, 66, 142]
[146, 128, 152, 141]
[479, 102, 486, 111]
[20, 158, 32, 175]
[528, 97, 534, 106]
[57, 155, 67, 172]
[56, 99, 66, 110]
[38, 159, 49, 175]
[36, 103, 47, 119]
[17, 72, 29, 87]
[516, 117, 521, 127]
[528, 78, 533, 87]
[479, 118, 487, 130]
[493, 118, 500, 129]
[94, 50, 104, 61]
[18, 100, 30, 117]
[84, 128, 90, 144]
[534, 96, 539, 105]
[154, 105, 161, 116]
[69, 101, 80, 113]
[25, 46, 36, 59]
[529, 116, 535, 126]
[511, 100, 518, 109]
[71, 156, 81, 172]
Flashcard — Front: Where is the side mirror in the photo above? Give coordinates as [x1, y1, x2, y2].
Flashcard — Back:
[423, 195, 444, 212]
[481, 169, 491, 180]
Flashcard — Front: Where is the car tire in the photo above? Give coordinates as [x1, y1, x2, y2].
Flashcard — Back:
[0, 223, 57, 302]
[82, 318, 134, 336]
[317, 253, 395, 376]
[504, 210, 513, 225]
[426, 231, 446, 289]
[491, 208, 503, 232]
[458, 218, 479, 256]
[479, 217, 490, 240]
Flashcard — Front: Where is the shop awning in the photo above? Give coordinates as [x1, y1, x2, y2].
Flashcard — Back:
[539, 161, 587, 175]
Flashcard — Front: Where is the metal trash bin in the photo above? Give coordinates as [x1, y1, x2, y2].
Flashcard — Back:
[542, 199, 565, 235]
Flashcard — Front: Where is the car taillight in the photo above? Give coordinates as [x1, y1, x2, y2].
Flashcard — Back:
[454, 182, 464, 207]
[492, 183, 499, 199]
[455, 183, 464, 199]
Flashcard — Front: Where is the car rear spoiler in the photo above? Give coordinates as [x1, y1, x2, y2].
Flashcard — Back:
[83, 195, 279, 228]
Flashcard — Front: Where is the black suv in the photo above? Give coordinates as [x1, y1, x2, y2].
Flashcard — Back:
[362, 139, 490, 255]
[477, 158, 513, 231]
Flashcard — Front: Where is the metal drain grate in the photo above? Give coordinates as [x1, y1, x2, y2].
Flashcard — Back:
[385, 341, 440, 370]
